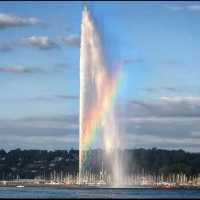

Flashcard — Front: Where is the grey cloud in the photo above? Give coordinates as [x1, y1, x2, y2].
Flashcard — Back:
[162, 60, 179, 65]
[62, 35, 80, 46]
[21, 36, 59, 50]
[125, 96, 200, 118]
[164, 5, 184, 11]
[141, 86, 200, 98]
[53, 63, 79, 73]
[114, 96, 200, 151]
[164, 87, 179, 92]
[0, 62, 75, 75]
[0, 114, 78, 150]
[27, 94, 79, 102]
[0, 94, 79, 103]
[55, 94, 79, 100]
[0, 34, 80, 52]
[0, 114, 79, 137]
[124, 134, 200, 153]
[17, 115, 79, 133]
[123, 117, 200, 139]
[0, 43, 14, 52]
[142, 88, 157, 93]
[2, 94, 200, 151]
[188, 5, 200, 11]
[122, 58, 144, 65]
[53, 63, 68, 72]
[0, 127, 78, 138]
[0, 13, 41, 29]
[1, 114, 79, 127]
[142, 87, 181, 94]
[1, 135, 78, 151]
[0, 65, 44, 74]
[165, 4, 200, 12]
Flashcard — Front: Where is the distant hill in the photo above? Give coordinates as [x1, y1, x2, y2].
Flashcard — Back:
[0, 148, 200, 180]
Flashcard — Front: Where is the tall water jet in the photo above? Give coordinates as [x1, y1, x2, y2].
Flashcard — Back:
[79, 5, 125, 186]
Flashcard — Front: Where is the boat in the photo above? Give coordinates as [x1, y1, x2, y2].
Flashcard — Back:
[96, 179, 107, 186]
[16, 185, 24, 188]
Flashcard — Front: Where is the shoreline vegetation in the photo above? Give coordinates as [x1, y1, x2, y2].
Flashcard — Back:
[0, 148, 200, 188]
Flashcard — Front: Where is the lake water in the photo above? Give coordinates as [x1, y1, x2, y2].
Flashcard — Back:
[0, 187, 200, 198]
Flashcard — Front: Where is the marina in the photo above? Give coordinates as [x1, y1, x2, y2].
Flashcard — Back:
[1, 172, 200, 189]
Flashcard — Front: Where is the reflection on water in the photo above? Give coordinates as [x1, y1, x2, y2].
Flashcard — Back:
[0, 187, 200, 199]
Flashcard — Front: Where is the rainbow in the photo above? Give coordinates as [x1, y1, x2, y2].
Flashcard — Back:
[80, 64, 122, 168]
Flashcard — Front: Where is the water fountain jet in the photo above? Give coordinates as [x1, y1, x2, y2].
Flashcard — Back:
[79, 4, 126, 187]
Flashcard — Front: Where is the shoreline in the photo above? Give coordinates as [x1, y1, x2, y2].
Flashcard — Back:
[0, 183, 200, 189]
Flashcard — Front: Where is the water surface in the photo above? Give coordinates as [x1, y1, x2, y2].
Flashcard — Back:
[0, 187, 200, 198]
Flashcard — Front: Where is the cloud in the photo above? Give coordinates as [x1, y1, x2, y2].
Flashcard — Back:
[191, 131, 200, 137]
[123, 133, 200, 152]
[52, 63, 79, 73]
[0, 13, 41, 29]
[123, 96, 200, 118]
[55, 94, 79, 100]
[123, 116, 200, 138]
[20, 114, 79, 127]
[0, 114, 79, 150]
[141, 86, 200, 97]
[0, 43, 14, 52]
[0, 62, 75, 76]
[27, 94, 79, 102]
[142, 87, 182, 95]
[53, 63, 68, 72]
[0, 94, 79, 103]
[0, 34, 80, 52]
[0, 135, 78, 150]
[114, 95, 200, 152]
[62, 35, 80, 46]
[2, 93, 200, 151]
[120, 96, 200, 120]
[0, 127, 77, 137]
[161, 60, 179, 66]
[0, 114, 79, 131]
[188, 5, 200, 11]
[122, 58, 144, 65]
[160, 96, 200, 102]
[164, 4, 200, 12]
[165, 5, 184, 11]
[21, 36, 59, 50]
[0, 65, 44, 74]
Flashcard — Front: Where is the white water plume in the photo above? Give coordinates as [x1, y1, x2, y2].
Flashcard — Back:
[79, 5, 126, 186]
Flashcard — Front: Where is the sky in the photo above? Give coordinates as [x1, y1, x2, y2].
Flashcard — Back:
[1, 1, 200, 152]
